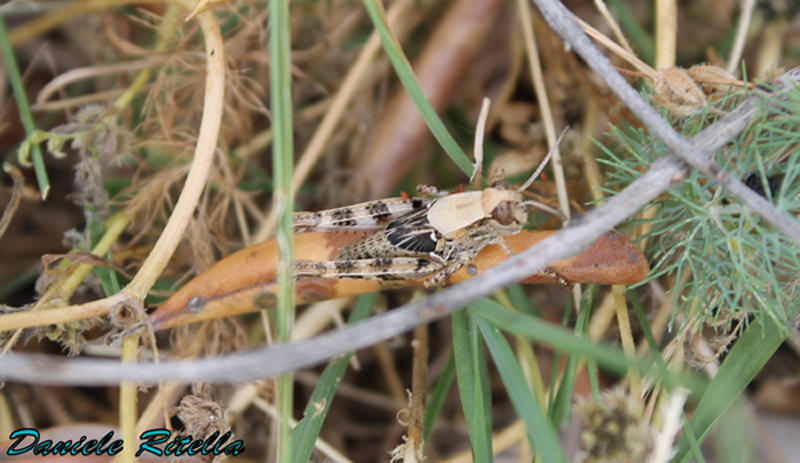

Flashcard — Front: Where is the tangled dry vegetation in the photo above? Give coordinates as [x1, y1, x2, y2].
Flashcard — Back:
[1, 0, 800, 462]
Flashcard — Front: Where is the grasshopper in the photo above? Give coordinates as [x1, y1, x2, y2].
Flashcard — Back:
[292, 133, 564, 288]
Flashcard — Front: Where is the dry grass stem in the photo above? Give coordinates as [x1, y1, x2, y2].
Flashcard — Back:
[756, 17, 790, 78]
[613, 284, 641, 400]
[654, 0, 677, 68]
[124, 7, 225, 299]
[592, 0, 636, 57]
[0, 164, 25, 242]
[517, 0, 570, 220]
[119, 335, 139, 463]
[35, 58, 168, 110]
[470, 97, 491, 187]
[578, 17, 661, 80]
[727, 0, 757, 74]
[9, 0, 166, 46]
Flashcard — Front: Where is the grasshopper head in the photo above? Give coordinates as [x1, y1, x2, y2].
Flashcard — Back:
[484, 168, 564, 234]
[483, 186, 528, 235]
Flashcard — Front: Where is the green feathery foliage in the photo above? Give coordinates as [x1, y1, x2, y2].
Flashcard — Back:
[599, 84, 800, 330]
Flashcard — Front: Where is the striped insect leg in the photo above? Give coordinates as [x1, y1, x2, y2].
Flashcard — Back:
[295, 257, 442, 281]
[416, 184, 450, 197]
[293, 198, 428, 233]
[423, 251, 478, 288]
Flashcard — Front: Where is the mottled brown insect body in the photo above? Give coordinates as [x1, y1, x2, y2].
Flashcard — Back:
[294, 172, 538, 287]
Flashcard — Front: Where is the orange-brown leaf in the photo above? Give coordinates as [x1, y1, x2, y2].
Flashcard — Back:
[150, 230, 648, 330]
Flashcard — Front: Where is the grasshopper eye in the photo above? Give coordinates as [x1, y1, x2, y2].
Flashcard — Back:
[491, 201, 517, 226]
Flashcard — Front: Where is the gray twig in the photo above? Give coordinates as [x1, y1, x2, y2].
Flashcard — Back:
[1, 68, 796, 384]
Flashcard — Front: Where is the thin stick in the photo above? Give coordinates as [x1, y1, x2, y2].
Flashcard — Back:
[119, 336, 139, 463]
[403, 324, 429, 461]
[516, 0, 570, 220]
[727, 0, 757, 74]
[124, 3, 226, 299]
[578, 17, 660, 81]
[1, 213, 130, 353]
[470, 97, 491, 187]
[8, 0, 164, 46]
[36, 57, 167, 110]
[518, 127, 567, 192]
[593, 0, 636, 57]
[0, 164, 25, 242]
[655, 0, 677, 69]
[612, 284, 641, 400]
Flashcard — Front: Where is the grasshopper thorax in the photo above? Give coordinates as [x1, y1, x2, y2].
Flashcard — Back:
[480, 169, 528, 234]
[481, 187, 528, 235]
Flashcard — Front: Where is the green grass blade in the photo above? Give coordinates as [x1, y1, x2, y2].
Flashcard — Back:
[468, 298, 631, 375]
[549, 348, 578, 426]
[0, 16, 50, 198]
[506, 284, 540, 316]
[549, 291, 593, 427]
[424, 350, 455, 443]
[713, 397, 755, 463]
[361, 0, 473, 176]
[270, 0, 295, 461]
[291, 294, 376, 463]
[671, 315, 787, 463]
[94, 266, 122, 297]
[473, 307, 566, 463]
[452, 309, 493, 462]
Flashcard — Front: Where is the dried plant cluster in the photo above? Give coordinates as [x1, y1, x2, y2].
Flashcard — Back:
[574, 388, 655, 463]
[1, 0, 800, 462]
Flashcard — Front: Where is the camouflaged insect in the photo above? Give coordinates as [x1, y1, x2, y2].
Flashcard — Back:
[292, 131, 564, 288]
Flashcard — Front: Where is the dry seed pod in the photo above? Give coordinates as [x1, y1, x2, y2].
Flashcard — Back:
[685, 64, 737, 95]
[653, 67, 708, 117]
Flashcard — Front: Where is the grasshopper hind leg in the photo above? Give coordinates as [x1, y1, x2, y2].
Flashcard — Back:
[295, 257, 443, 282]
[423, 252, 476, 288]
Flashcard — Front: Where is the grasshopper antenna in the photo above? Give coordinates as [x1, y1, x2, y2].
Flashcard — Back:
[517, 126, 569, 192]
[470, 97, 492, 189]
[522, 199, 567, 221]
